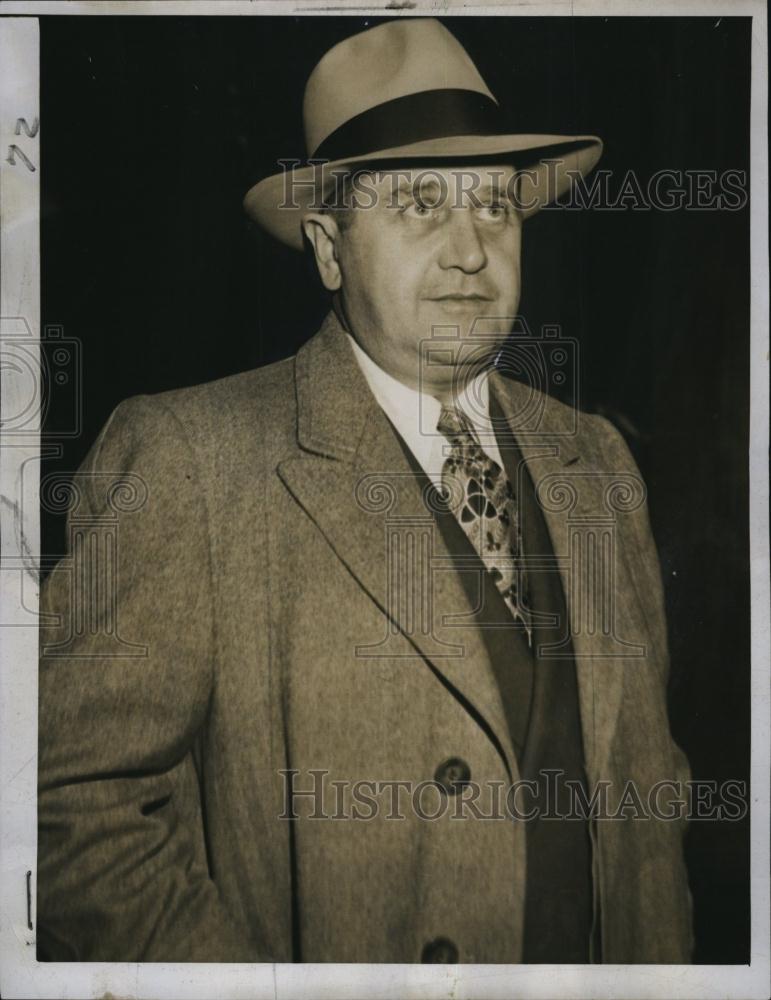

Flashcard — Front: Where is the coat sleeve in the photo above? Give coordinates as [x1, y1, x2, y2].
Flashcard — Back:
[590, 413, 692, 789]
[37, 394, 259, 962]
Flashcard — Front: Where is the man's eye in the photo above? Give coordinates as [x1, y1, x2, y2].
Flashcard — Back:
[401, 200, 439, 218]
[479, 202, 509, 219]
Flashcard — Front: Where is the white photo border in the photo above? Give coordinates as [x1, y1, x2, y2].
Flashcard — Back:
[0, 2, 767, 998]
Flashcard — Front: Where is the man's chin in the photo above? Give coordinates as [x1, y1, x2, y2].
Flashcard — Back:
[418, 341, 503, 394]
[419, 303, 513, 345]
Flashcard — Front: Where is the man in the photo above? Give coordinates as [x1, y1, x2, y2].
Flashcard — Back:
[38, 18, 693, 963]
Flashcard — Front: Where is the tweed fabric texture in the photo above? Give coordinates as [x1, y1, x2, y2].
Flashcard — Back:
[37, 311, 694, 964]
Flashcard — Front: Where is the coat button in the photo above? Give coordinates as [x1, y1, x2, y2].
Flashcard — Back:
[434, 757, 471, 796]
[421, 937, 459, 963]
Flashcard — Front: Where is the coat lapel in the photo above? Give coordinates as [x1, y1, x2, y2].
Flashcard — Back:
[278, 313, 643, 783]
[278, 314, 520, 779]
[490, 373, 632, 781]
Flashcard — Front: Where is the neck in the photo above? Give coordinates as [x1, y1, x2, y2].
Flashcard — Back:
[333, 297, 483, 405]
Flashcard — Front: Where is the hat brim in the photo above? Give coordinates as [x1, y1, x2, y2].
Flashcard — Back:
[243, 133, 603, 250]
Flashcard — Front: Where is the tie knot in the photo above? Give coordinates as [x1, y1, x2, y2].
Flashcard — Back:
[437, 405, 477, 442]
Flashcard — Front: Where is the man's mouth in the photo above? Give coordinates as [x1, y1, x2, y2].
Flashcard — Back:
[426, 293, 493, 302]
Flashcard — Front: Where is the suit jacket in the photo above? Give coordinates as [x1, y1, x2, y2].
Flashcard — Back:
[37, 310, 694, 963]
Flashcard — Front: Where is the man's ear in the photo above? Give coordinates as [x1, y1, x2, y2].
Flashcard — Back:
[303, 213, 342, 292]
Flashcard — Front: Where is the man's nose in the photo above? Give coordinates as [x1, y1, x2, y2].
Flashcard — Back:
[438, 209, 487, 273]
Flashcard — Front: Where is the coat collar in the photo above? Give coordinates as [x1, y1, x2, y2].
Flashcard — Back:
[293, 310, 375, 462]
[293, 310, 582, 467]
[282, 311, 630, 781]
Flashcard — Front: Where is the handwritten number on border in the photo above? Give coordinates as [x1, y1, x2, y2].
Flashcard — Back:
[7, 117, 39, 172]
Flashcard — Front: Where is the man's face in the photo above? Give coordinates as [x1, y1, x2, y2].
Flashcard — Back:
[306, 163, 523, 399]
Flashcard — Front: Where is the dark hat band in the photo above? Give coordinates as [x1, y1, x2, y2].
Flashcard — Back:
[312, 88, 502, 162]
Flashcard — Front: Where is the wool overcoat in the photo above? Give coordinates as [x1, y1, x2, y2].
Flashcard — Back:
[37, 311, 693, 963]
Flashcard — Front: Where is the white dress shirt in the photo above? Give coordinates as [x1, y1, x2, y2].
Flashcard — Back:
[346, 333, 506, 492]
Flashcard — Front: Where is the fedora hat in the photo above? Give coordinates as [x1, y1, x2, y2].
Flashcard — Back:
[244, 18, 603, 249]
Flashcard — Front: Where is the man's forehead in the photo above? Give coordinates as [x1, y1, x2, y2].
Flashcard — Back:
[324, 162, 523, 212]
[369, 163, 517, 186]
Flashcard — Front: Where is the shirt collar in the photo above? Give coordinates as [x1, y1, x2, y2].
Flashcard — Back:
[345, 332, 492, 440]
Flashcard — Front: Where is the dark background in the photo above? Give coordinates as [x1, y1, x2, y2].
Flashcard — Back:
[38, 15, 751, 963]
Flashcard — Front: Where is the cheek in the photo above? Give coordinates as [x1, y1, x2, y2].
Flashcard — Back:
[367, 255, 423, 320]
[489, 237, 522, 296]
[346, 228, 408, 301]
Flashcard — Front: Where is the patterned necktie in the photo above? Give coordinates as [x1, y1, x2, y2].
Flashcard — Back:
[437, 405, 533, 645]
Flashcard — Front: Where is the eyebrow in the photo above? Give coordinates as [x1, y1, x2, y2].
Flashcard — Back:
[471, 183, 514, 201]
[392, 178, 443, 195]
[391, 178, 515, 199]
